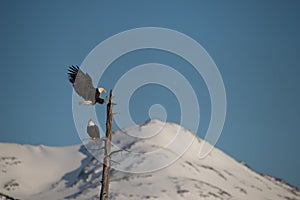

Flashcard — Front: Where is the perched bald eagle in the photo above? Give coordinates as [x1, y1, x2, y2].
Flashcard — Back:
[68, 66, 107, 105]
[87, 119, 100, 141]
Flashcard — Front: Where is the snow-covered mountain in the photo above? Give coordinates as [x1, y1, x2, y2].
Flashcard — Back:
[0, 120, 299, 200]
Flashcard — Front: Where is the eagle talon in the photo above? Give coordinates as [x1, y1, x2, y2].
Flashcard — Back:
[103, 96, 108, 102]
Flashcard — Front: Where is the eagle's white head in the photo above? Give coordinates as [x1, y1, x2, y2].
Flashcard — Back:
[97, 87, 106, 93]
[88, 119, 95, 127]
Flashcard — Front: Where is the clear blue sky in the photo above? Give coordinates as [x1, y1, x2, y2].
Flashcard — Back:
[0, 1, 299, 188]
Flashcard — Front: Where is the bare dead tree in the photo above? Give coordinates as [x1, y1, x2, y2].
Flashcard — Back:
[100, 90, 113, 200]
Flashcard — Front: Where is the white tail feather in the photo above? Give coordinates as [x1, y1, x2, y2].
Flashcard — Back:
[79, 100, 93, 105]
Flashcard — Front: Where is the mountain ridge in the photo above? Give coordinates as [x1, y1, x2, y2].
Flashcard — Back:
[0, 120, 299, 200]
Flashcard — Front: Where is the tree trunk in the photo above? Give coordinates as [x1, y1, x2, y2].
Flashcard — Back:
[100, 90, 113, 200]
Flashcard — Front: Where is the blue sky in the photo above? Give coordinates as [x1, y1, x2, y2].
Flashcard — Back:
[0, 1, 300, 188]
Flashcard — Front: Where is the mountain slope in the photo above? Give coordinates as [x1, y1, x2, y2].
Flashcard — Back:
[0, 120, 299, 200]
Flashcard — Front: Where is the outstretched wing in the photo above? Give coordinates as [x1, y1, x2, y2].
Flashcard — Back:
[68, 66, 95, 100]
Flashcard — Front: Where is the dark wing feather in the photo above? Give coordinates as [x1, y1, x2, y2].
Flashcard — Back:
[67, 65, 80, 84]
[68, 66, 95, 100]
[87, 125, 100, 139]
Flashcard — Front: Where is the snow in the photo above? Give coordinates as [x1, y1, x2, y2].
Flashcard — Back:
[0, 119, 299, 200]
[0, 143, 85, 198]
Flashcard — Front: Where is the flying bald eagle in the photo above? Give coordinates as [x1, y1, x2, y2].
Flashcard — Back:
[68, 66, 107, 105]
[87, 119, 100, 141]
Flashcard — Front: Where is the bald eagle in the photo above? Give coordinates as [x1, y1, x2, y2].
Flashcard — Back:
[68, 66, 107, 105]
[87, 119, 100, 141]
